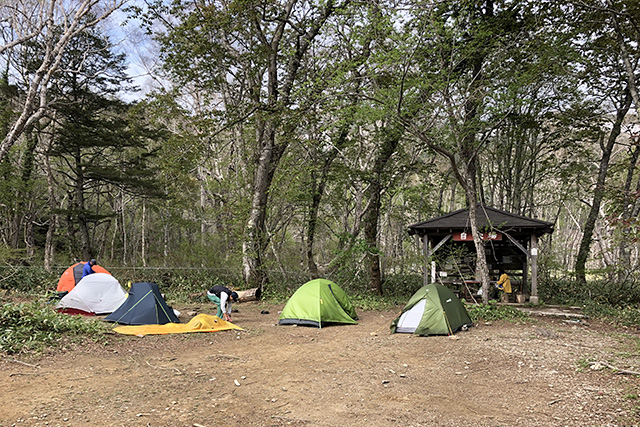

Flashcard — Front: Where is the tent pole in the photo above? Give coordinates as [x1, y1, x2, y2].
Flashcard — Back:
[530, 234, 539, 304]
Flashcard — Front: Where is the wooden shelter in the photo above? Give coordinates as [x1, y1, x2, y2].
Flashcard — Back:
[408, 206, 554, 303]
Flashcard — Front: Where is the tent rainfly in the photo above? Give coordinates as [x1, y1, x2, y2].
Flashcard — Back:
[105, 282, 180, 325]
[56, 262, 111, 293]
[391, 283, 472, 336]
[56, 273, 127, 315]
[279, 279, 358, 328]
[113, 314, 243, 336]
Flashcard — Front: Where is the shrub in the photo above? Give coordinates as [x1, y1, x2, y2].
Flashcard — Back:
[380, 274, 423, 297]
[539, 277, 640, 307]
[0, 299, 109, 355]
[466, 303, 531, 323]
[349, 293, 399, 311]
[0, 266, 57, 293]
[581, 301, 640, 328]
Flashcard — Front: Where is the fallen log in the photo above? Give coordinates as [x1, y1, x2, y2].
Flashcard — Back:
[237, 287, 261, 302]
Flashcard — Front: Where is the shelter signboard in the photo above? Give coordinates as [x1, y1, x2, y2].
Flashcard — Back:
[452, 231, 502, 241]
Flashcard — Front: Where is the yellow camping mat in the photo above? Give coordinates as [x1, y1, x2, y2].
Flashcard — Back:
[113, 313, 243, 336]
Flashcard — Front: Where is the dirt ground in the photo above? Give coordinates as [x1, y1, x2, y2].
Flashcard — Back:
[1, 301, 639, 427]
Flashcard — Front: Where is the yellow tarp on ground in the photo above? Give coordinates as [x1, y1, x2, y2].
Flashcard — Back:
[113, 313, 243, 336]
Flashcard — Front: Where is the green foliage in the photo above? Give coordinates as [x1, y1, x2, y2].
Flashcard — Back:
[466, 303, 531, 323]
[538, 278, 584, 305]
[260, 281, 296, 304]
[575, 358, 592, 371]
[0, 265, 56, 292]
[537, 277, 640, 327]
[258, 279, 407, 311]
[0, 299, 109, 355]
[539, 277, 640, 307]
[326, 236, 371, 287]
[109, 268, 244, 304]
[379, 274, 423, 298]
[581, 302, 640, 328]
[3, 266, 639, 330]
[349, 293, 398, 311]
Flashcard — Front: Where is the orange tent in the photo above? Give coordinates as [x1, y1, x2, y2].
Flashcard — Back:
[56, 262, 111, 292]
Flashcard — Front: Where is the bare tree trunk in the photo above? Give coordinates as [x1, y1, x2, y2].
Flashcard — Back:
[608, 2, 640, 112]
[243, 121, 280, 289]
[141, 199, 147, 267]
[594, 204, 615, 268]
[575, 87, 631, 282]
[460, 46, 491, 303]
[44, 216, 56, 272]
[469, 197, 491, 304]
[24, 211, 35, 259]
[241, 0, 338, 289]
[199, 166, 207, 253]
[363, 126, 402, 295]
[7, 128, 38, 250]
[163, 202, 169, 268]
[306, 124, 350, 278]
[121, 191, 127, 265]
[110, 214, 118, 262]
[43, 152, 58, 272]
[618, 144, 640, 270]
[42, 116, 58, 271]
[73, 146, 91, 261]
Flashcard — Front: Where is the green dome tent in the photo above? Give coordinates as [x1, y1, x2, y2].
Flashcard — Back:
[390, 283, 472, 336]
[279, 279, 358, 328]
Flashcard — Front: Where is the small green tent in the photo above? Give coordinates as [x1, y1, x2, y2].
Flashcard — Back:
[390, 283, 472, 336]
[279, 279, 358, 328]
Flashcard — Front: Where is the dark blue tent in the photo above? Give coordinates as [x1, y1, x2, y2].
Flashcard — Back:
[105, 282, 180, 325]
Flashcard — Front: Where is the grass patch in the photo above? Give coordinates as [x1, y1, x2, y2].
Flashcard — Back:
[0, 298, 109, 355]
[259, 284, 292, 305]
[581, 302, 640, 328]
[574, 357, 595, 373]
[349, 293, 401, 311]
[466, 302, 532, 323]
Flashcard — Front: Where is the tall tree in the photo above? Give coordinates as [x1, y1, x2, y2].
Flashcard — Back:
[574, 88, 632, 282]
[0, 0, 125, 162]
[44, 25, 161, 261]
[398, 1, 516, 302]
[559, 0, 639, 282]
[151, 0, 350, 289]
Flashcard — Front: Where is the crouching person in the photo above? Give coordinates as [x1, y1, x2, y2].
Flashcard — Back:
[207, 285, 239, 322]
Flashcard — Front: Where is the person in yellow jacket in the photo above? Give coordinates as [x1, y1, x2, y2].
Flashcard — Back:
[496, 269, 512, 302]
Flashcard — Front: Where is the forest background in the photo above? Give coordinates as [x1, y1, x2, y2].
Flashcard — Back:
[1, 0, 640, 314]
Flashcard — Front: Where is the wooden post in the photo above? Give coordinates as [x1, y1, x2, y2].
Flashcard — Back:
[423, 234, 430, 285]
[522, 253, 528, 297]
[530, 234, 539, 304]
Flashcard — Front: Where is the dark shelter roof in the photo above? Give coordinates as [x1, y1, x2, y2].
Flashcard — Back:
[408, 205, 554, 236]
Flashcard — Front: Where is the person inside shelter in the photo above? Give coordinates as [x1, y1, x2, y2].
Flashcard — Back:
[495, 269, 512, 302]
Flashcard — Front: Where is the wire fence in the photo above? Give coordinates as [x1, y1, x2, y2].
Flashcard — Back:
[0, 264, 423, 298]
